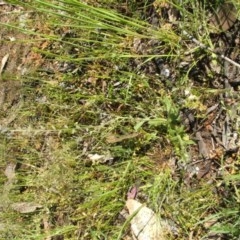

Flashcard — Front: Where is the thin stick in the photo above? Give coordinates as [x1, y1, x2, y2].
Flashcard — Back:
[182, 30, 240, 69]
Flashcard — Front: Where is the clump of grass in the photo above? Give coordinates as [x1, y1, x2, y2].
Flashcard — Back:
[204, 169, 240, 239]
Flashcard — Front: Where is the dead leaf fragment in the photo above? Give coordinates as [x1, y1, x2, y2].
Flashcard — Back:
[4, 162, 16, 181]
[0, 53, 9, 75]
[106, 133, 140, 144]
[126, 199, 170, 240]
[209, 3, 237, 32]
[11, 202, 42, 213]
[87, 152, 113, 164]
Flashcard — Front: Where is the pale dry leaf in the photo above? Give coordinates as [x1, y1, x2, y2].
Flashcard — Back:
[87, 152, 113, 164]
[0, 53, 9, 75]
[4, 162, 16, 181]
[126, 199, 170, 240]
[9, 36, 16, 41]
[168, 8, 178, 23]
[11, 202, 42, 213]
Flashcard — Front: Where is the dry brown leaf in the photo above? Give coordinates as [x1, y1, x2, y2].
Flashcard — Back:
[0, 53, 9, 75]
[209, 2, 237, 32]
[106, 133, 140, 144]
[11, 202, 42, 213]
[126, 199, 170, 240]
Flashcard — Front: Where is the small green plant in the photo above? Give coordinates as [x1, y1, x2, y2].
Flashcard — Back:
[206, 171, 240, 239]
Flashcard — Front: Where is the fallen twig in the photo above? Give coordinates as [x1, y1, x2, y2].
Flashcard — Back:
[182, 30, 240, 69]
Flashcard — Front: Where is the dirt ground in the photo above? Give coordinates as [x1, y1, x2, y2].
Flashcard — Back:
[0, 4, 39, 127]
[0, 2, 47, 227]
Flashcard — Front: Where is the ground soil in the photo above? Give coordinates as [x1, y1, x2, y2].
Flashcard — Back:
[0, 4, 32, 126]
